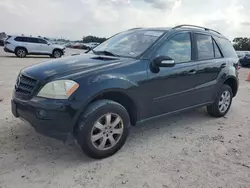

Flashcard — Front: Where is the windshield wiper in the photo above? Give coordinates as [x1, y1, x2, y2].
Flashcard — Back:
[85, 47, 97, 54]
[94, 50, 120, 57]
[86, 48, 120, 57]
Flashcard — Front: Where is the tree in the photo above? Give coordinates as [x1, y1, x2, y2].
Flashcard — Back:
[233, 37, 250, 51]
[0, 32, 7, 39]
[82, 35, 107, 43]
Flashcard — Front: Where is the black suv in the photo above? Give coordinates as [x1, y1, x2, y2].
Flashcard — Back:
[11, 25, 239, 159]
[237, 51, 250, 67]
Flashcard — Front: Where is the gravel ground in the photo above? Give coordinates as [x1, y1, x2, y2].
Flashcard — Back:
[0, 47, 250, 188]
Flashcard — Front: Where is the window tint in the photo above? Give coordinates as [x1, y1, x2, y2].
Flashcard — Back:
[158, 33, 191, 63]
[214, 36, 237, 58]
[15, 37, 39, 43]
[28, 38, 38, 43]
[14, 37, 26, 42]
[196, 34, 214, 60]
[213, 40, 222, 58]
[38, 39, 47, 44]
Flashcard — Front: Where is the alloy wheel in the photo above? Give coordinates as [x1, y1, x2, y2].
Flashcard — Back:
[218, 90, 231, 113]
[54, 51, 61, 58]
[91, 113, 124, 151]
[17, 49, 26, 57]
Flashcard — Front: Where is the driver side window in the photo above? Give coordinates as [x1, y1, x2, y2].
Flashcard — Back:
[38, 39, 47, 44]
[157, 33, 191, 63]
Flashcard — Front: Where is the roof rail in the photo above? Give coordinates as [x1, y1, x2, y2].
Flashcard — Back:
[172, 24, 221, 35]
[128, 27, 142, 31]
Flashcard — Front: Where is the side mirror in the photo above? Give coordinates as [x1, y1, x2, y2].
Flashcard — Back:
[152, 56, 175, 67]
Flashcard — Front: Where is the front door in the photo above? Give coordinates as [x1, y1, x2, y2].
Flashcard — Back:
[143, 32, 199, 119]
[37, 38, 50, 54]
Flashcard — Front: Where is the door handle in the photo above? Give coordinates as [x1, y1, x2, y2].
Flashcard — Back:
[188, 69, 196, 75]
[220, 63, 226, 68]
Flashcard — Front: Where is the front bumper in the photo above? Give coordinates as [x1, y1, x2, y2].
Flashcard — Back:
[11, 96, 75, 141]
[62, 48, 66, 55]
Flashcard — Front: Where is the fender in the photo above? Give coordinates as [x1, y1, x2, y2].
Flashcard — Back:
[52, 48, 63, 54]
[71, 74, 139, 124]
[213, 65, 238, 99]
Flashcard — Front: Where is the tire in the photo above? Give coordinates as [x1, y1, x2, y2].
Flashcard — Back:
[75, 99, 130, 159]
[15, 47, 27, 58]
[52, 49, 62, 58]
[207, 84, 233, 117]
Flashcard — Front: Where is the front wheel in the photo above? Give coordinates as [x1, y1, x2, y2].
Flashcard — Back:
[52, 49, 62, 58]
[75, 100, 130, 159]
[207, 84, 233, 117]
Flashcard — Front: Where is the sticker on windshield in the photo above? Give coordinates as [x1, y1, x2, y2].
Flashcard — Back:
[144, 31, 163, 37]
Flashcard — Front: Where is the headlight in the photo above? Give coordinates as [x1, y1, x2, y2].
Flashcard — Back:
[37, 80, 79, 99]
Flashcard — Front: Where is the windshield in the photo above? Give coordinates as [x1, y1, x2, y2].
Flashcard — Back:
[91, 30, 165, 58]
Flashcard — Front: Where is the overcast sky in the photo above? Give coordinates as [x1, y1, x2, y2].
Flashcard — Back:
[0, 0, 250, 40]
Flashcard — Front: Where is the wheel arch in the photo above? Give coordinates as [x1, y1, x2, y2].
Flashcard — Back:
[74, 89, 138, 133]
[223, 77, 238, 97]
[15, 46, 28, 53]
[52, 48, 63, 54]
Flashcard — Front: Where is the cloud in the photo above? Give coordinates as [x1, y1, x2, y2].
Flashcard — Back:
[0, 0, 250, 40]
[241, 22, 250, 26]
[143, 0, 179, 10]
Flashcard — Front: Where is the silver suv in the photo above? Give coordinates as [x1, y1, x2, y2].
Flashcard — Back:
[4, 36, 65, 58]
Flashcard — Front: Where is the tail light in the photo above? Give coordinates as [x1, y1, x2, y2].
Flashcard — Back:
[233, 61, 240, 71]
[5, 41, 10, 45]
[237, 62, 240, 70]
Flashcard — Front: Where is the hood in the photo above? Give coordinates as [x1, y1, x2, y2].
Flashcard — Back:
[52, 44, 65, 49]
[21, 53, 129, 81]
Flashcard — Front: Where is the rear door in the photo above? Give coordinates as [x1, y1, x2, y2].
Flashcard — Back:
[14, 37, 30, 51]
[26, 37, 39, 54]
[194, 33, 225, 104]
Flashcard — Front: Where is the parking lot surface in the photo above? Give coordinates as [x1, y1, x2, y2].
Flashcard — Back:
[0, 47, 250, 188]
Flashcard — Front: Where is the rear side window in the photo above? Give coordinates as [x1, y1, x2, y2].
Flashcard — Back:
[196, 34, 214, 60]
[6, 36, 11, 40]
[14, 37, 26, 42]
[14, 37, 38, 43]
[213, 40, 222, 58]
[214, 37, 237, 58]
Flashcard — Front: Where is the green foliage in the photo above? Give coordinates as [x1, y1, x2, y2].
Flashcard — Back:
[82, 35, 107, 43]
[233, 37, 250, 51]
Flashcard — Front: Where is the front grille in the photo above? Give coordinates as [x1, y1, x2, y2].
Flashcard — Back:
[15, 74, 38, 97]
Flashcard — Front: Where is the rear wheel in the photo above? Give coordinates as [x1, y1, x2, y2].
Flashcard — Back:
[15, 48, 27, 58]
[75, 100, 130, 159]
[207, 84, 233, 117]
